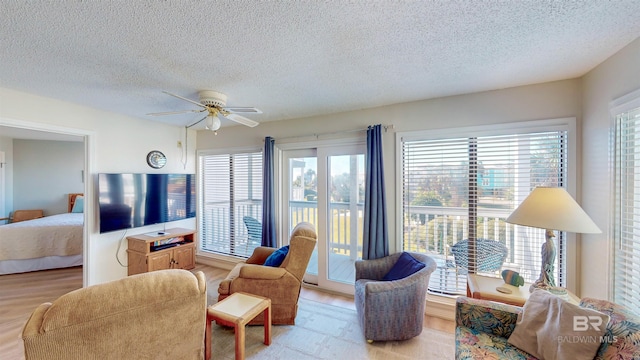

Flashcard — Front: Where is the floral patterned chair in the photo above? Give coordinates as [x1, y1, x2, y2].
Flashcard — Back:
[455, 296, 640, 359]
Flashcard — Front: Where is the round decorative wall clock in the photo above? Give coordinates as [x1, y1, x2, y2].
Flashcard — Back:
[146, 150, 167, 169]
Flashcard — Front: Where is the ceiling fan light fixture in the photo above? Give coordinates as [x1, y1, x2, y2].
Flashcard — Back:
[199, 90, 227, 108]
[154, 90, 261, 130]
[206, 114, 221, 131]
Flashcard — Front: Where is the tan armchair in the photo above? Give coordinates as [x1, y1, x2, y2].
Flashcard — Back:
[218, 222, 317, 325]
[22, 269, 207, 360]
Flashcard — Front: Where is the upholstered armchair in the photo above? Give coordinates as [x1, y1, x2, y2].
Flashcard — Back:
[355, 252, 437, 342]
[217, 222, 317, 325]
[22, 269, 207, 360]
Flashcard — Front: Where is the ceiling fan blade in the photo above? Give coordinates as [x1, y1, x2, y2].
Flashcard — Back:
[222, 107, 263, 114]
[162, 91, 207, 108]
[224, 113, 259, 128]
[186, 114, 209, 129]
[147, 109, 206, 116]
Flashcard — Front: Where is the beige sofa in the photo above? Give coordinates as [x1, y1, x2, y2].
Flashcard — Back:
[22, 269, 207, 360]
[218, 222, 317, 325]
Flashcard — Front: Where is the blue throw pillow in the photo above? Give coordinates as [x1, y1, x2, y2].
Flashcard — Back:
[264, 245, 289, 267]
[382, 252, 425, 281]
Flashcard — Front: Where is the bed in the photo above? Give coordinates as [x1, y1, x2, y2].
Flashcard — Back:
[0, 193, 84, 275]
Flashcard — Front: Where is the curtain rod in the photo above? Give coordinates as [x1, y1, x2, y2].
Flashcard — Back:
[271, 124, 395, 142]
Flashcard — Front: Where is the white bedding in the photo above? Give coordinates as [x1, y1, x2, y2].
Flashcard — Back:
[0, 213, 84, 261]
[0, 255, 83, 275]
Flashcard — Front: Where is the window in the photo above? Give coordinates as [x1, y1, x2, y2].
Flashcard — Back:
[199, 150, 262, 258]
[612, 92, 640, 310]
[400, 123, 569, 295]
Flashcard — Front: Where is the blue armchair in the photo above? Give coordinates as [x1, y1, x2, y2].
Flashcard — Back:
[355, 252, 437, 342]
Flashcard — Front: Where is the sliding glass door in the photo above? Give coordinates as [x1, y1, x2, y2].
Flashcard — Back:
[283, 144, 364, 294]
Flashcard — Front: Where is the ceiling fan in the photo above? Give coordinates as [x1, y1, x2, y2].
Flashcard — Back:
[147, 90, 261, 132]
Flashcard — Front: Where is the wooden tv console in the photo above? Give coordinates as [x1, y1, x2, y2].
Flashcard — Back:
[126, 228, 196, 276]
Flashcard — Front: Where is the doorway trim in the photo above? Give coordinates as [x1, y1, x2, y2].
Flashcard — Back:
[0, 151, 5, 221]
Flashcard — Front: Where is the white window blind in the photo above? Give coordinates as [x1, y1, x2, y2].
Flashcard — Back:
[613, 104, 640, 310]
[199, 151, 262, 258]
[401, 129, 567, 295]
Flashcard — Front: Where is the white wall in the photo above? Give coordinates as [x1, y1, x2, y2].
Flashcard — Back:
[0, 136, 13, 218]
[581, 37, 640, 299]
[0, 87, 197, 286]
[13, 139, 84, 215]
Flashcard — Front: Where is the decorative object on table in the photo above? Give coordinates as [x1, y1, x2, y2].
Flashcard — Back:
[146, 150, 166, 169]
[501, 269, 524, 287]
[505, 187, 601, 293]
[495, 286, 513, 294]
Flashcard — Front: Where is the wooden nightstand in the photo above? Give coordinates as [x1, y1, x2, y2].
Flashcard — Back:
[467, 273, 579, 306]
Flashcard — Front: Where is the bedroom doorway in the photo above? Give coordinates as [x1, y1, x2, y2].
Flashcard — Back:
[0, 120, 92, 286]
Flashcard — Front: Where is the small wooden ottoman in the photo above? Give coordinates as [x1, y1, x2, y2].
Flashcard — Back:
[205, 292, 271, 360]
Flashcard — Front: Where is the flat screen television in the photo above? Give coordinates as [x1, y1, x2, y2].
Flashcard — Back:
[98, 173, 196, 233]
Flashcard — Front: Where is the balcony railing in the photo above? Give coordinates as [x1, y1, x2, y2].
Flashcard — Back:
[290, 200, 363, 259]
[200, 199, 363, 259]
[405, 205, 543, 295]
[200, 200, 262, 258]
[200, 201, 541, 295]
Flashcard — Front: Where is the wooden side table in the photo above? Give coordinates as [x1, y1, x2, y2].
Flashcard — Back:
[467, 273, 580, 306]
[205, 292, 271, 360]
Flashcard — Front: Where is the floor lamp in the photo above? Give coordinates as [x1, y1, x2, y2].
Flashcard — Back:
[505, 187, 601, 293]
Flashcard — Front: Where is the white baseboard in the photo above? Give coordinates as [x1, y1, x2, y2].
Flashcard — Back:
[195, 254, 239, 271]
[425, 294, 456, 321]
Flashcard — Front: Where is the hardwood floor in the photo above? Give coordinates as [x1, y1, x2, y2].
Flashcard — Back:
[0, 263, 454, 360]
[0, 266, 83, 360]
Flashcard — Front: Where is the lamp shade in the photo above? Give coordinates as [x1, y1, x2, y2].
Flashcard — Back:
[506, 187, 601, 234]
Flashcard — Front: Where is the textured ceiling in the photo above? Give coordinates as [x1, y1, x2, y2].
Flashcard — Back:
[1, 1, 640, 130]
